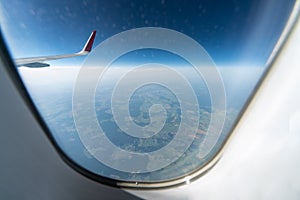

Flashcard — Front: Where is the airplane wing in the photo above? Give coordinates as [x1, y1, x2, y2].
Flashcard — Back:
[15, 31, 96, 67]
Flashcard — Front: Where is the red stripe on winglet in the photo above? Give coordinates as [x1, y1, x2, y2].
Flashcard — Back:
[84, 30, 96, 52]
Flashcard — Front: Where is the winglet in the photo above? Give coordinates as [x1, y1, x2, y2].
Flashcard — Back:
[80, 30, 96, 54]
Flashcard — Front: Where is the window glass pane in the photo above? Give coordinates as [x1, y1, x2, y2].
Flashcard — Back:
[0, 0, 296, 185]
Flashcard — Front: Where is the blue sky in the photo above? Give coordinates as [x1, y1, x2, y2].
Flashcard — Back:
[0, 0, 295, 67]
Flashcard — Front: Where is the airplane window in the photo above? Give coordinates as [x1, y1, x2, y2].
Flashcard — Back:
[0, 0, 296, 188]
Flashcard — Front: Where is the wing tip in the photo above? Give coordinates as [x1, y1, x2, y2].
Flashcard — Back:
[82, 30, 97, 53]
